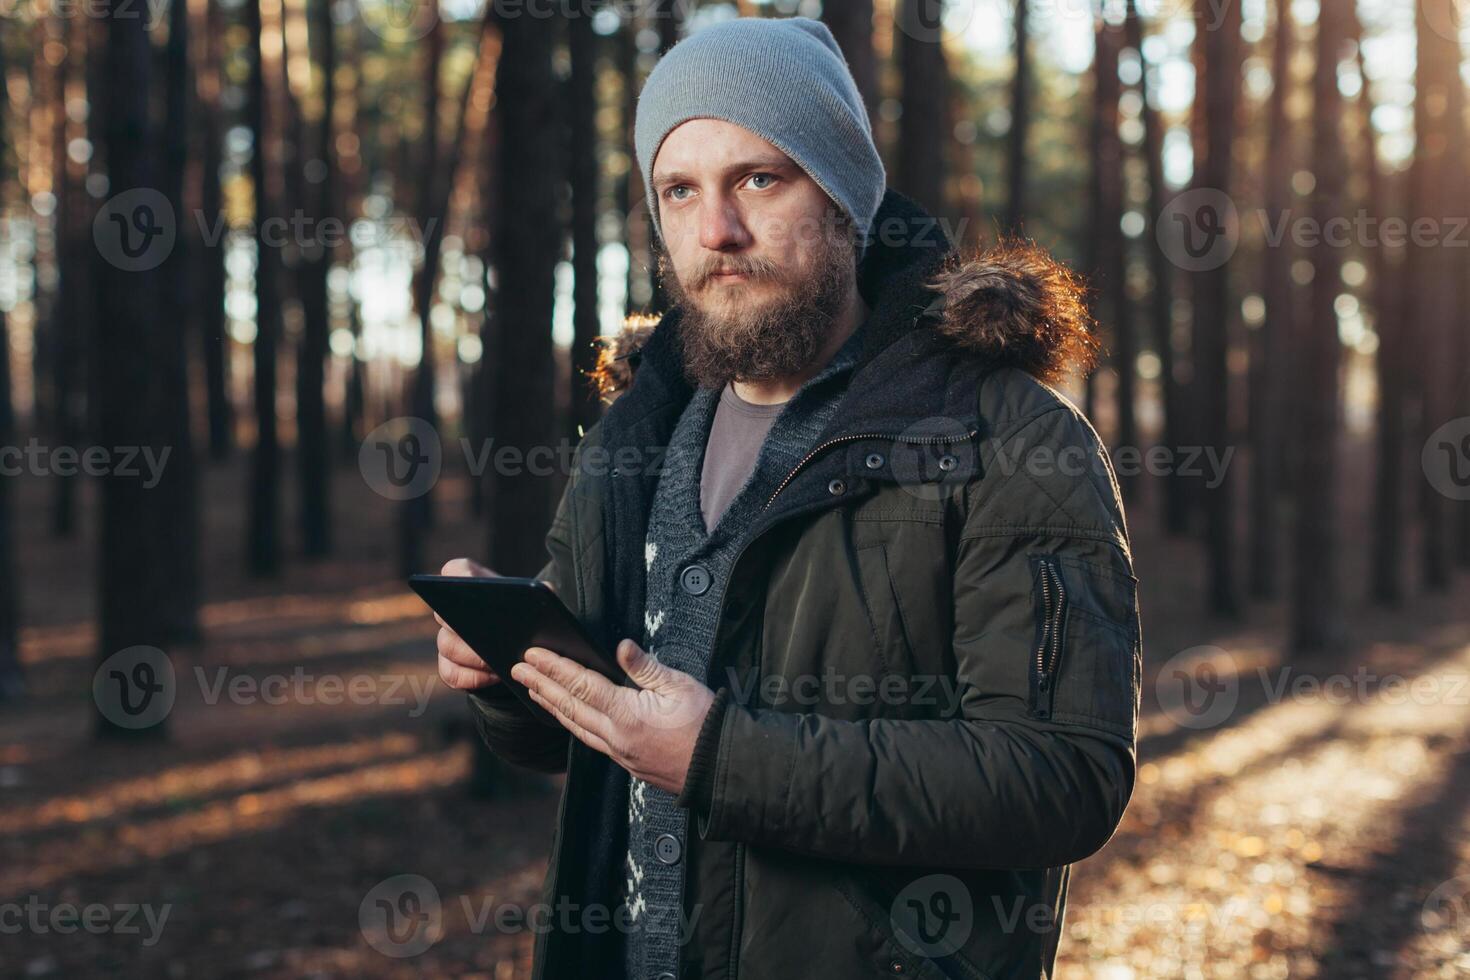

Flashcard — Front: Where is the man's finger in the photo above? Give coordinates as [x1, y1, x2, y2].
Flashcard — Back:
[512, 660, 614, 746]
[525, 685, 613, 756]
[441, 557, 493, 578]
[437, 627, 493, 671]
[523, 647, 621, 711]
[439, 655, 497, 691]
[617, 639, 671, 691]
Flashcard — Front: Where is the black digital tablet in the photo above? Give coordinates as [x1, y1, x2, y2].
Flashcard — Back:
[409, 574, 624, 724]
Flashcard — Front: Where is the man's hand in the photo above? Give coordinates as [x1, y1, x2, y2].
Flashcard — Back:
[435, 557, 506, 691]
[510, 640, 716, 795]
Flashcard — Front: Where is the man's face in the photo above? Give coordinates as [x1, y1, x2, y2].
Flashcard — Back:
[650, 118, 857, 389]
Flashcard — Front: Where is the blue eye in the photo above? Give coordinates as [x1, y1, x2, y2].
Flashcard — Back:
[666, 185, 690, 201]
[747, 174, 776, 190]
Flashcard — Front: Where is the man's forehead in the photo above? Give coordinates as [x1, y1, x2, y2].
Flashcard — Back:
[652, 118, 795, 177]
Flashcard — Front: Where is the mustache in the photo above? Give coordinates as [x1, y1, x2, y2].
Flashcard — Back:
[689, 255, 784, 291]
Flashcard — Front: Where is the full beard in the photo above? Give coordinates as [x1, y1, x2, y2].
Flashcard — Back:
[660, 212, 857, 390]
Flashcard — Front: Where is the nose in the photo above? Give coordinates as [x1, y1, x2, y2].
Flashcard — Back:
[697, 194, 752, 253]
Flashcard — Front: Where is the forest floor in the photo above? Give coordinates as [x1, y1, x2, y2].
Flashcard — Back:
[1, 440, 1468, 979]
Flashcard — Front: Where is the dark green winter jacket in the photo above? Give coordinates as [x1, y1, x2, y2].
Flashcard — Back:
[469, 190, 1141, 980]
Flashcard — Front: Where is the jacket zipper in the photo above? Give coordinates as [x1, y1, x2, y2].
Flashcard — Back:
[704, 426, 976, 978]
[1034, 559, 1066, 716]
[763, 428, 979, 509]
[728, 841, 744, 980]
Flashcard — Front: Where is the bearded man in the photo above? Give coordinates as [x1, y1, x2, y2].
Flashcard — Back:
[436, 16, 1142, 980]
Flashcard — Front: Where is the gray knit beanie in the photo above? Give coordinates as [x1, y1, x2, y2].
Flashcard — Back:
[634, 16, 886, 252]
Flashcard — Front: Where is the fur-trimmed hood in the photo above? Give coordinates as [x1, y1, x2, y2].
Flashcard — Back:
[590, 196, 1096, 400]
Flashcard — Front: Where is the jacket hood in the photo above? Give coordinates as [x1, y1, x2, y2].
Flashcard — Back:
[590, 189, 1097, 399]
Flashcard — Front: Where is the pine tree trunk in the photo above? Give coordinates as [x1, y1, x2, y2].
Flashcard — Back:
[569, 6, 603, 442]
[619, 16, 643, 316]
[247, 0, 283, 577]
[0, 45, 22, 700]
[1446, 28, 1470, 569]
[1350, 11, 1404, 604]
[1124, 0, 1185, 536]
[0, 290, 17, 701]
[895, 0, 949, 218]
[399, 11, 491, 574]
[200, 0, 233, 460]
[1248, 0, 1295, 599]
[646, 0, 683, 315]
[1195, 0, 1241, 616]
[821, 0, 877, 121]
[96, 0, 172, 736]
[468, 55, 501, 518]
[338, 15, 367, 462]
[1290, 0, 1348, 651]
[1086, 16, 1132, 466]
[298, 0, 336, 559]
[399, 15, 445, 580]
[1416, 1, 1459, 591]
[1004, 0, 1030, 233]
[485, 11, 561, 576]
[159, 0, 201, 642]
[49, 23, 82, 540]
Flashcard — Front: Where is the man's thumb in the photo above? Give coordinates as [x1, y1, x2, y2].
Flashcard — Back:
[617, 639, 667, 689]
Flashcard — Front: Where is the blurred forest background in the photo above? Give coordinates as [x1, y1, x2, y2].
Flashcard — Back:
[2, 0, 1470, 976]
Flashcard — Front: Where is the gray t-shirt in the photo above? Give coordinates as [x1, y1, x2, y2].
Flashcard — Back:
[699, 384, 786, 532]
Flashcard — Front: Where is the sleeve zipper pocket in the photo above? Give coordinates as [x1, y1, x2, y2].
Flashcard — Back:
[1031, 556, 1069, 719]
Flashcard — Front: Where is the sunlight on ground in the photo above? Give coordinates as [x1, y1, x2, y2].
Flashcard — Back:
[0, 733, 425, 836]
[2, 745, 471, 895]
[1058, 639, 1470, 979]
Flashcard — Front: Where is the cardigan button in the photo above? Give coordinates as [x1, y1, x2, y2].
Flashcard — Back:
[653, 833, 682, 865]
[679, 564, 711, 596]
